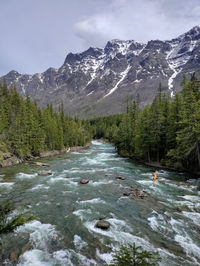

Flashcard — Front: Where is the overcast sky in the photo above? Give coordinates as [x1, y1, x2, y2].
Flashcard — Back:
[0, 0, 199, 76]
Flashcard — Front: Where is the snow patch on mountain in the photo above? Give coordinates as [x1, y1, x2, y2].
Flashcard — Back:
[103, 65, 131, 98]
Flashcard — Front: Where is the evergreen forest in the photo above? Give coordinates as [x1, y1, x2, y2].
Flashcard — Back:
[90, 74, 200, 174]
[0, 81, 91, 161]
[1, 75, 200, 175]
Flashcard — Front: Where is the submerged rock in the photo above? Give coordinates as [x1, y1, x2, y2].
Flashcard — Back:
[123, 191, 131, 196]
[116, 176, 126, 180]
[132, 188, 148, 199]
[10, 250, 19, 262]
[80, 179, 89, 184]
[121, 186, 149, 199]
[38, 170, 52, 176]
[21, 243, 32, 254]
[95, 220, 110, 230]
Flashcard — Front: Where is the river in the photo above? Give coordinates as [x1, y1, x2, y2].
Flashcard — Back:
[0, 140, 200, 265]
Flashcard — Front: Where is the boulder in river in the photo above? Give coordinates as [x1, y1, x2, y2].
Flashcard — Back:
[38, 170, 52, 176]
[123, 191, 131, 196]
[34, 162, 50, 167]
[10, 250, 19, 262]
[21, 243, 32, 254]
[116, 176, 126, 180]
[132, 188, 148, 199]
[80, 179, 89, 184]
[95, 220, 110, 230]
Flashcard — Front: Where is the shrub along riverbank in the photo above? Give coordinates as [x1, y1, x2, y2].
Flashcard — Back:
[89, 74, 200, 175]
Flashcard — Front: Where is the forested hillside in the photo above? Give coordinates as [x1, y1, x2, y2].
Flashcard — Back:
[90, 74, 200, 174]
[0, 81, 91, 162]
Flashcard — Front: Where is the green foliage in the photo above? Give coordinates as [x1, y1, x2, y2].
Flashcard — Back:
[0, 82, 91, 159]
[90, 74, 200, 173]
[109, 243, 161, 266]
[0, 200, 36, 235]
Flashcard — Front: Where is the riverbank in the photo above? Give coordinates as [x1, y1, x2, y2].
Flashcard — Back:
[0, 142, 91, 168]
[117, 147, 199, 177]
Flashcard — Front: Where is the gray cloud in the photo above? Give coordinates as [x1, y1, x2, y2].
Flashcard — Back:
[0, 0, 199, 76]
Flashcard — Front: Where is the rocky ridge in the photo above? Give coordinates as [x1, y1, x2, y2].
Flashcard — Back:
[1, 26, 200, 118]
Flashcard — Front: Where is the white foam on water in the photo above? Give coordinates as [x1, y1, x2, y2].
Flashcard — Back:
[181, 195, 200, 202]
[96, 152, 116, 160]
[18, 248, 97, 266]
[147, 212, 172, 237]
[52, 250, 74, 266]
[73, 235, 87, 250]
[169, 217, 184, 229]
[16, 172, 38, 180]
[165, 182, 196, 192]
[48, 176, 69, 184]
[182, 211, 200, 226]
[63, 168, 96, 174]
[67, 180, 79, 187]
[175, 234, 200, 260]
[89, 180, 113, 186]
[16, 220, 58, 250]
[141, 173, 153, 177]
[29, 184, 50, 191]
[0, 182, 14, 188]
[72, 151, 92, 155]
[92, 140, 102, 146]
[156, 247, 182, 266]
[118, 196, 131, 201]
[157, 170, 169, 176]
[82, 158, 106, 166]
[148, 216, 160, 232]
[96, 249, 114, 264]
[17, 249, 50, 266]
[187, 179, 198, 183]
[167, 199, 194, 209]
[167, 216, 200, 262]
[137, 180, 152, 185]
[85, 217, 150, 248]
[73, 209, 93, 221]
[54, 249, 97, 266]
[77, 198, 106, 204]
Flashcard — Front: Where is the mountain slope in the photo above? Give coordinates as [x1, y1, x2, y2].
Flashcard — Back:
[1, 26, 200, 118]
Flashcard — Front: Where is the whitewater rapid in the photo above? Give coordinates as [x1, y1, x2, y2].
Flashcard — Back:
[0, 140, 199, 265]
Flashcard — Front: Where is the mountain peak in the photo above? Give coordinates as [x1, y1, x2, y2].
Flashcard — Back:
[1, 25, 200, 118]
[177, 25, 200, 41]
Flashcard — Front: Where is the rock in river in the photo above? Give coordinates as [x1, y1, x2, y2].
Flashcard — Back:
[80, 179, 89, 184]
[38, 170, 52, 176]
[116, 176, 126, 180]
[34, 162, 50, 167]
[95, 220, 110, 230]
[132, 188, 148, 199]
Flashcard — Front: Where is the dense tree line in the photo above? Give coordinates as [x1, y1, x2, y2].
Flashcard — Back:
[90, 74, 200, 173]
[0, 81, 91, 159]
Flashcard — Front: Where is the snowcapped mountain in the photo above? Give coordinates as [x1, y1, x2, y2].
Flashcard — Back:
[1, 26, 200, 118]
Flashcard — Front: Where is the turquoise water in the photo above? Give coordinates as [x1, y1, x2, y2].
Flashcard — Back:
[0, 140, 200, 265]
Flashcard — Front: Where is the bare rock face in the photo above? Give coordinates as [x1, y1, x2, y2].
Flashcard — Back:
[0, 155, 22, 167]
[80, 179, 89, 184]
[95, 220, 111, 230]
[1, 26, 200, 118]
